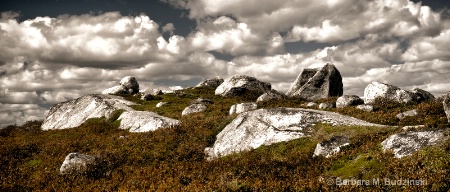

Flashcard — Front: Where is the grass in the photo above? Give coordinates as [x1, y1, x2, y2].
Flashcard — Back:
[1, 88, 449, 191]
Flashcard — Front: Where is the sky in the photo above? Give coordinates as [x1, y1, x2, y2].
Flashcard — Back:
[0, 0, 450, 127]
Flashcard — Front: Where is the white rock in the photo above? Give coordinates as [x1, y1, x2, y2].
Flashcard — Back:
[215, 75, 271, 98]
[195, 76, 224, 89]
[306, 102, 317, 107]
[119, 76, 139, 94]
[443, 92, 450, 123]
[313, 136, 350, 158]
[381, 131, 446, 158]
[182, 104, 207, 116]
[229, 103, 258, 115]
[356, 104, 374, 112]
[336, 95, 364, 108]
[318, 103, 334, 109]
[118, 111, 180, 132]
[206, 108, 385, 160]
[396, 109, 418, 120]
[41, 94, 135, 130]
[364, 81, 434, 104]
[102, 85, 127, 95]
[256, 90, 284, 102]
[156, 102, 168, 108]
[60, 153, 95, 175]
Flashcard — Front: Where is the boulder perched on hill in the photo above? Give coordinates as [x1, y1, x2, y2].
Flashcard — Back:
[256, 90, 284, 102]
[336, 95, 364, 108]
[215, 75, 271, 98]
[381, 130, 447, 158]
[196, 76, 224, 89]
[118, 111, 180, 132]
[286, 63, 343, 100]
[205, 108, 384, 160]
[41, 94, 135, 130]
[102, 76, 140, 95]
[364, 81, 434, 104]
[60, 153, 95, 175]
[313, 136, 350, 158]
[443, 93, 450, 123]
[229, 102, 258, 115]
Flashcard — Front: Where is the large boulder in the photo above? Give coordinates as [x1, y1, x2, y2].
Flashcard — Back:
[102, 76, 139, 95]
[256, 90, 284, 102]
[182, 104, 208, 116]
[60, 153, 95, 175]
[364, 81, 434, 104]
[118, 111, 180, 132]
[205, 108, 384, 160]
[215, 75, 271, 98]
[286, 63, 343, 100]
[381, 131, 447, 158]
[196, 76, 224, 89]
[313, 136, 350, 158]
[41, 94, 135, 130]
[229, 102, 258, 115]
[443, 93, 450, 123]
[336, 95, 364, 108]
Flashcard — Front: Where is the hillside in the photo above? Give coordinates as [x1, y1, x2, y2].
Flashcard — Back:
[1, 86, 449, 191]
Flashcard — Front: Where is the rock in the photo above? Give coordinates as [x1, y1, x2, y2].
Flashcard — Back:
[205, 108, 385, 160]
[150, 89, 164, 95]
[102, 76, 140, 95]
[356, 104, 374, 112]
[313, 136, 350, 158]
[336, 95, 364, 108]
[215, 75, 271, 99]
[402, 125, 425, 131]
[306, 102, 317, 107]
[118, 135, 129, 140]
[256, 90, 284, 102]
[443, 93, 450, 123]
[41, 94, 135, 130]
[119, 76, 139, 94]
[396, 109, 418, 120]
[156, 102, 168, 108]
[229, 102, 258, 115]
[191, 98, 214, 105]
[182, 104, 207, 116]
[140, 89, 164, 101]
[60, 153, 95, 175]
[364, 81, 434, 104]
[381, 130, 447, 158]
[141, 93, 154, 101]
[319, 103, 335, 110]
[196, 76, 224, 89]
[286, 63, 343, 100]
[118, 111, 180, 132]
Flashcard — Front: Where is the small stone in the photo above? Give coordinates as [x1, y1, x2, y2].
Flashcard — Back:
[396, 109, 418, 120]
[319, 103, 334, 110]
[356, 104, 373, 112]
[313, 136, 350, 158]
[182, 104, 207, 116]
[156, 102, 168, 108]
[60, 153, 95, 175]
[336, 95, 364, 108]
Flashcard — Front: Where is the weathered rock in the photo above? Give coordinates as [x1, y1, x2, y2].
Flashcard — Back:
[402, 125, 425, 131]
[229, 102, 258, 115]
[256, 90, 284, 102]
[313, 136, 350, 158]
[182, 104, 207, 116]
[364, 81, 434, 104]
[356, 104, 374, 112]
[196, 76, 224, 89]
[150, 89, 164, 95]
[141, 93, 154, 101]
[381, 131, 447, 158]
[60, 153, 95, 175]
[443, 93, 450, 123]
[118, 111, 180, 132]
[102, 85, 128, 95]
[156, 102, 168, 108]
[205, 108, 384, 160]
[306, 102, 318, 107]
[191, 98, 214, 105]
[319, 103, 335, 110]
[286, 63, 343, 100]
[119, 76, 139, 94]
[396, 109, 418, 120]
[215, 75, 271, 98]
[41, 94, 135, 130]
[336, 95, 364, 108]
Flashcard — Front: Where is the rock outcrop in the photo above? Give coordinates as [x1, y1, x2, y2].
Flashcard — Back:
[41, 94, 135, 130]
[196, 76, 224, 89]
[396, 109, 418, 120]
[364, 81, 434, 104]
[102, 76, 139, 95]
[313, 136, 350, 158]
[286, 64, 343, 100]
[182, 104, 207, 116]
[443, 93, 450, 123]
[60, 153, 95, 175]
[381, 130, 447, 158]
[336, 95, 364, 108]
[256, 90, 284, 102]
[215, 75, 271, 98]
[118, 111, 180, 132]
[205, 108, 384, 160]
[229, 102, 258, 115]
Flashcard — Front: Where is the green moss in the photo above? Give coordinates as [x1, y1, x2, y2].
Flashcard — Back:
[328, 154, 381, 179]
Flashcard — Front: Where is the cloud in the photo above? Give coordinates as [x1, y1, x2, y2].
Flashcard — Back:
[0, 104, 48, 128]
[162, 23, 175, 35]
